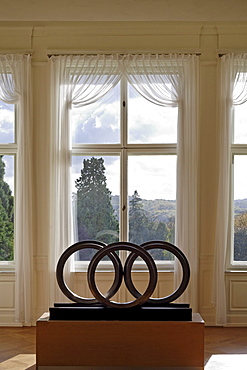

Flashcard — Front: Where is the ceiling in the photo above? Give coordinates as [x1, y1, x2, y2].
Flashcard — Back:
[0, 0, 247, 22]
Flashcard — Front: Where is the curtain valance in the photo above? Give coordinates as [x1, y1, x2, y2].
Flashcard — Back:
[219, 54, 247, 106]
[50, 53, 196, 108]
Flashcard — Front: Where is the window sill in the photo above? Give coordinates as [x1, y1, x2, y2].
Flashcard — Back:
[225, 270, 247, 273]
[74, 260, 174, 273]
[0, 269, 15, 274]
[74, 268, 174, 273]
[0, 261, 15, 273]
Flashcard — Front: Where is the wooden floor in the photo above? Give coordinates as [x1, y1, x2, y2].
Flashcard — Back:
[0, 327, 36, 369]
[0, 326, 246, 369]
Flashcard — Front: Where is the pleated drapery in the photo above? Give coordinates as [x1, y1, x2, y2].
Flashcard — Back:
[213, 54, 247, 325]
[0, 54, 33, 325]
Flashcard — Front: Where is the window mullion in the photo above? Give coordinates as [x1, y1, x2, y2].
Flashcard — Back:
[120, 77, 128, 265]
[121, 76, 128, 148]
[120, 149, 128, 242]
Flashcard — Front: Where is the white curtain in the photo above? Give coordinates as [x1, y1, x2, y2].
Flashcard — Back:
[123, 54, 179, 106]
[174, 55, 199, 311]
[0, 54, 33, 325]
[213, 54, 247, 325]
[49, 54, 199, 308]
[123, 53, 199, 310]
[49, 55, 122, 303]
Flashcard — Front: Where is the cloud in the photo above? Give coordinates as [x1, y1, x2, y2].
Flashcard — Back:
[0, 103, 15, 144]
[128, 95, 178, 144]
[71, 84, 120, 144]
[2, 155, 14, 194]
[70, 84, 177, 200]
[128, 155, 176, 200]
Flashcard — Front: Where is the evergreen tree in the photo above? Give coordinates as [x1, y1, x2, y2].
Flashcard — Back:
[129, 190, 149, 244]
[75, 157, 119, 253]
[0, 156, 14, 261]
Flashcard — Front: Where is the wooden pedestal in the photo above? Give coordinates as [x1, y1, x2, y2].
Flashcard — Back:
[36, 313, 204, 369]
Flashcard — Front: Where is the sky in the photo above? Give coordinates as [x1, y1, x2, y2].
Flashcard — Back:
[72, 154, 177, 201]
[71, 82, 178, 201]
[233, 102, 247, 200]
[71, 82, 177, 145]
[0, 102, 15, 144]
[0, 102, 15, 193]
[1, 84, 247, 201]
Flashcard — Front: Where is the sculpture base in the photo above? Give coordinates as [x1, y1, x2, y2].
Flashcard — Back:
[49, 302, 192, 321]
[36, 312, 204, 369]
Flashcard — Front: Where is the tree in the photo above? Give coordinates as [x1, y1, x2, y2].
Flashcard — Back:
[129, 190, 175, 260]
[0, 156, 14, 261]
[129, 190, 149, 244]
[75, 157, 119, 258]
[234, 212, 247, 261]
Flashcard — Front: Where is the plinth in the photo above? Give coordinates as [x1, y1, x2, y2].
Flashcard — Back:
[36, 312, 204, 369]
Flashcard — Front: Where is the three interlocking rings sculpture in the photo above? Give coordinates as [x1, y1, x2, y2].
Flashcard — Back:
[56, 240, 190, 309]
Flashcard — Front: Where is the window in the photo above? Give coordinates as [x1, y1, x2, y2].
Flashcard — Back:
[50, 53, 198, 292]
[71, 77, 178, 266]
[0, 100, 16, 263]
[231, 93, 247, 265]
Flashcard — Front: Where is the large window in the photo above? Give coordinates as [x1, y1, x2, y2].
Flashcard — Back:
[231, 94, 247, 264]
[71, 78, 178, 263]
[0, 100, 16, 262]
[50, 53, 198, 301]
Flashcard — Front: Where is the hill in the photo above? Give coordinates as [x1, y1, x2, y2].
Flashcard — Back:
[112, 196, 247, 220]
[234, 199, 247, 214]
[111, 195, 175, 222]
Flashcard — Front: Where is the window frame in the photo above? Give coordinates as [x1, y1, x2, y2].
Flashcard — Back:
[228, 144, 247, 270]
[71, 75, 178, 272]
[0, 103, 17, 269]
[228, 72, 247, 269]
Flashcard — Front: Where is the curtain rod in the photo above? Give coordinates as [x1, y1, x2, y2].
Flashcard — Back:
[47, 50, 201, 57]
[0, 50, 33, 55]
[218, 50, 247, 57]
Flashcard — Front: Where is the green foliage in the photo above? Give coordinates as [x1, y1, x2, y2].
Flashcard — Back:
[129, 190, 149, 244]
[111, 195, 176, 223]
[234, 212, 247, 261]
[0, 156, 14, 261]
[129, 190, 175, 260]
[75, 157, 119, 258]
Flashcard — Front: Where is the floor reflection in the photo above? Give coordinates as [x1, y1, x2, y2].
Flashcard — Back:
[0, 354, 36, 370]
[205, 354, 247, 370]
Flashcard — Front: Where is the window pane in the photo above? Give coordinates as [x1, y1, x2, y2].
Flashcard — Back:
[233, 102, 247, 144]
[128, 84, 178, 144]
[0, 101, 15, 144]
[71, 83, 120, 144]
[128, 155, 176, 260]
[0, 155, 14, 261]
[72, 155, 120, 260]
[233, 155, 247, 261]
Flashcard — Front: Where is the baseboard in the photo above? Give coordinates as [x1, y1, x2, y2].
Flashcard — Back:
[37, 367, 203, 370]
[0, 322, 22, 327]
[0, 310, 19, 327]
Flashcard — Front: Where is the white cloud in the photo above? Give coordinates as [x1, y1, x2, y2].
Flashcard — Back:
[0, 104, 15, 144]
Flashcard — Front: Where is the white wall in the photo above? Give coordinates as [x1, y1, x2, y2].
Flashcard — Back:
[0, 22, 247, 326]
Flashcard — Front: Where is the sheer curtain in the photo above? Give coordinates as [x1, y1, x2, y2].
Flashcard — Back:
[214, 54, 247, 325]
[49, 55, 122, 304]
[124, 54, 199, 309]
[0, 54, 33, 324]
[49, 54, 199, 308]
